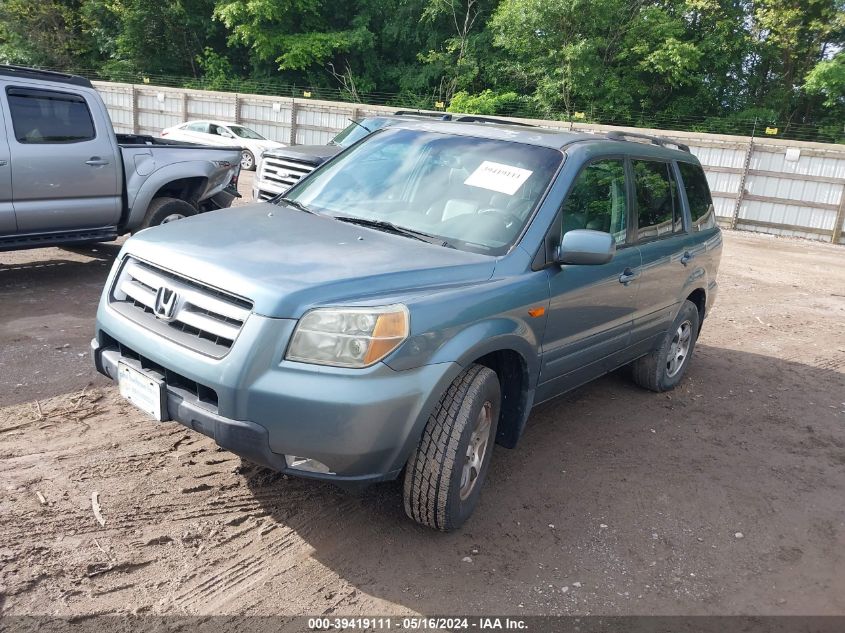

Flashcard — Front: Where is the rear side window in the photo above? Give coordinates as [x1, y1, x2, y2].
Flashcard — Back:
[6, 87, 95, 144]
[560, 159, 628, 245]
[678, 162, 716, 231]
[632, 160, 684, 240]
[187, 122, 211, 133]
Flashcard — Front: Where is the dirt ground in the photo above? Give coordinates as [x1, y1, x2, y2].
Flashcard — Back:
[1, 173, 844, 617]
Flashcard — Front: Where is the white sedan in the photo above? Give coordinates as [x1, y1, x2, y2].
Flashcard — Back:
[161, 120, 285, 171]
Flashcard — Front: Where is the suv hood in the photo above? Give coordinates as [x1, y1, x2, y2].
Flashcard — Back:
[123, 203, 496, 318]
[261, 144, 341, 165]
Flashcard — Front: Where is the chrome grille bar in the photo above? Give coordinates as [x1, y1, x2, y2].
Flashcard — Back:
[258, 156, 316, 192]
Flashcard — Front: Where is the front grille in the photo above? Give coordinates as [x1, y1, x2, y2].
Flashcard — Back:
[258, 156, 316, 192]
[109, 257, 253, 358]
[256, 189, 276, 202]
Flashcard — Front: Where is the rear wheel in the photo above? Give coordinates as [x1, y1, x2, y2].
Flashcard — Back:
[241, 150, 255, 171]
[631, 299, 700, 392]
[136, 197, 197, 232]
[403, 364, 500, 531]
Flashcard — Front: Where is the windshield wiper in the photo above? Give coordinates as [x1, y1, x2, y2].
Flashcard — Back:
[278, 197, 316, 214]
[333, 216, 452, 248]
[347, 118, 372, 134]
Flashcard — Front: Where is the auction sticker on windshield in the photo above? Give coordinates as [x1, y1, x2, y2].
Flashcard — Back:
[464, 161, 533, 195]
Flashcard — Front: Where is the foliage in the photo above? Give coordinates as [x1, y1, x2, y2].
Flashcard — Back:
[0, 0, 842, 142]
[447, 89, 521, 115]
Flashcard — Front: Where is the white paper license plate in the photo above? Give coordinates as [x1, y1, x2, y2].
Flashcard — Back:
[117, 361, 167, 421]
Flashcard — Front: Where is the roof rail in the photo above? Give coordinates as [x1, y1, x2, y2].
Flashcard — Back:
[605, 130, 690, 153]
[453, 115, 535, 127]
[392, 110, 452, 120]
[0, 65, 93, 89]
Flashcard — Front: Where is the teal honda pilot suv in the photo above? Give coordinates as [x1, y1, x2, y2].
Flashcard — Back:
[92, 121, 721, 531]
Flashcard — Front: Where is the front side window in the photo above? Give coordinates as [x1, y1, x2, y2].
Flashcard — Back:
[678, 162, 716, 231]
[229, 125, 266, 140]
[6, 87, 95, 144]
[284, 128, 563, 255]
[560, 159, 628, 245]
[632, 160, 684, 240]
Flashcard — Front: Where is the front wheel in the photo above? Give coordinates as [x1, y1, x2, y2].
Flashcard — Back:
[403, 364, 500, 531]
[241, 150, 255, 171]
[631, 299, 701, 392]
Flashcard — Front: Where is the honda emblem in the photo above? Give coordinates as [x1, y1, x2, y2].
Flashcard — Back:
[153, 286, 179, 321]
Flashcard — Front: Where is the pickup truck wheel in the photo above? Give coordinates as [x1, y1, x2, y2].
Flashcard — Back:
[403, 364, 500, 531]
[240, 150, 255, 171]
[137, 197, 197, 231]
[631, 299, 700, 392]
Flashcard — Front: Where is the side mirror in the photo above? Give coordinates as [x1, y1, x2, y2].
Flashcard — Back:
[557, 229, 616, 265]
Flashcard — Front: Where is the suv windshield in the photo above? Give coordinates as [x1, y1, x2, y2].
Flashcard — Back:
[330, 118, 391, 147]
[283, 128, 562, 255]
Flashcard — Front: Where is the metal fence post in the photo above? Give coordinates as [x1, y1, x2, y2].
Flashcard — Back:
[131, 85, 139, 134]
[234, 94, 241, 124]
[730, 122, 756, 230]
[289, 100, 299, 145]
[181, 91, 188, 123]
[832, 188, 845, 244]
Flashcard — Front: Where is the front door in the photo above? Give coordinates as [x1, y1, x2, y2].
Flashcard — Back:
[537, 157, 641, 401]
[0, 97, 15, 235]
[3, 85, 121, 233]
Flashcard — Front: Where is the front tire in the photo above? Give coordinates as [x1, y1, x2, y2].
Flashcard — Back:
[631, 299, 700, 392]
[241, 150, 255, 171]
[403, 364, 500, 531]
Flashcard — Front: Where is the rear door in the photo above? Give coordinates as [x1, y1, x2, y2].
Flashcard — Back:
[629, 158, 690, 346]
[0, 92, 15, 234]
[3, 84, 121, 233]
[537, 157, 642, 399]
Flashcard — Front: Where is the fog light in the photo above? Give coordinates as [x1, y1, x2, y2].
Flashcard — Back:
[285, 455, 334, 474]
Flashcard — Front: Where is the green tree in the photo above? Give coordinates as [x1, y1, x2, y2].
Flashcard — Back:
[0, 0, 98, 68]
[82, 0, 227, 78]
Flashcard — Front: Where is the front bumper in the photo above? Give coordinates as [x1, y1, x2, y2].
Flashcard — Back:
[91, 312, 461, 488]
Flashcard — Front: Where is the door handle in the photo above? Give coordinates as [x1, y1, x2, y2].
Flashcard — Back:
[0, 160, 7, 167]
[618, 268, 640, 285]
[680, 251, 695, 266]
[85, 157, 110, 167]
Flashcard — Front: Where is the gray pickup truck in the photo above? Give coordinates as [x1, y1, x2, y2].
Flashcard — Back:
[0, 66, 241, 251]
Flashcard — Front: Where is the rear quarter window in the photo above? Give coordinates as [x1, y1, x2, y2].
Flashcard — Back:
[6, 87, 95, 144]
[632, 159, 684, 241]
[678, 162, 716, 231]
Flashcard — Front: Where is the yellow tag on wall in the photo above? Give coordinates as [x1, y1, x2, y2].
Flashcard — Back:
[303, 91, 312, 98]
[142, 77, 150, 84]
[765, 127, 778, 135]
[435, 101, 445, 109]
[573, 111, 586, 120]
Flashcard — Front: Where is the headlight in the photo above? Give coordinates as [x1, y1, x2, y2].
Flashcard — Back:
[285, 305, 409, 368]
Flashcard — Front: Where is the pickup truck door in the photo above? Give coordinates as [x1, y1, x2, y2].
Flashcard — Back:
[2, 84, 121, 233]
[0, 96, 15, 234]
[536, 157, 641, 401]
[628, 159, 691, 346]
